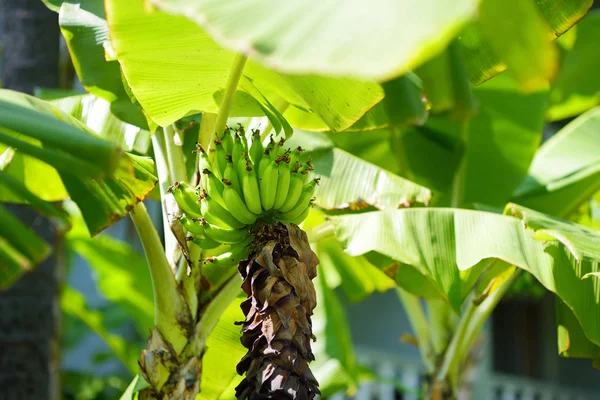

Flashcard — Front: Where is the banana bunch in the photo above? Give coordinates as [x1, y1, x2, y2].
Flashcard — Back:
[169, 125, 318, 249]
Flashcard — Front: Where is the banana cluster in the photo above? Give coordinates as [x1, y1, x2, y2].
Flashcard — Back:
[169, 126, 317, 248]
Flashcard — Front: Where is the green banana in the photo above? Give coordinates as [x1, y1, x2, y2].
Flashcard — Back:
[224, 155, 242, 194]
[278, 171, 304, 213]
[169, 182, 202, 218]
[273, 158, 291, 210]
[249, 129, 263, 166]
[199, 191, 246, 229]
[289, 146, 305, 167]
[259, 158, 278, 211]
[201, 218, 248, 244]
[180, 215, 206, 235]
[235, 124, 249, 152]
[197, 144, 212, 184]
[191, 235, 221, 250]
[242, 161, 263, 214]
[222, 182, 258, 225]
[222, 127, 233, 154]
[232, 133, 243, 165]
[201, 169, 226, 208]
[276, 180, 317, 222]
[258, 148, 274, 178]
[203, 246, 248, 268]
[213, 139, 227, 178]
[278, 201, 312, 225]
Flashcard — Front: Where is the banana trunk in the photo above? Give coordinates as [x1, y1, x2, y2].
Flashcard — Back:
[235, 222, 320, 400]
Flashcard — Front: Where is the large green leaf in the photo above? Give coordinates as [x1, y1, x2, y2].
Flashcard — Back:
[51, 94, 151, 154]
[61, 154, 157, 235]
[68, 235, 154, 335]
[310, 148, 432, 211]
[513, 106, 600, 217]
[548, 11, 600, 121]
[461, 74, 549, 207]
[197, 296, 246, 400]
[330, 204, 600, 348]
[556, 297, 600, 366]
[315, 237, 395, 303]
[62, 286, 139, 373]
[312, 268, 362, 397]
[476, 0, 558, 91]
[53, 0, 150, 129]
[459, 0, 591, 85]
[153, 0, 478, 82]
[0, 89, 125, 201]
[105, 0, 382, 131]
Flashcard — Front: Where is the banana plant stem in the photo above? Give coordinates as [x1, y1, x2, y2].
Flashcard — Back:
[210, 54, 248, 147]
[396, 288, 434, 372]
[130, 202, 189, 353]
[164, 125, 188, 183]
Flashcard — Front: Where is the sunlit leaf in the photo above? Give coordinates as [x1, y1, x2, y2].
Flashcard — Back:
[514, 106, 600, 217]
[310, 148, 432, 211]
[105, 0, 383, 131]
[51, 94, 151, 153]
[477, 0, 558, 91]
[556, 298, 600, 367]
[55, 0, 150, 129]
[153, 0, 478, 81]
[548, 11, 600, 121]
[330, 204, 600, 349]
[459, 0, 591, 85]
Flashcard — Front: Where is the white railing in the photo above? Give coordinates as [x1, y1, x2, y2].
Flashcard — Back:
[327, 349, 598, 400]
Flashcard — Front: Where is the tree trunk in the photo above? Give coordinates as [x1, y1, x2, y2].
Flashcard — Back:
[0, 1, 61, 400]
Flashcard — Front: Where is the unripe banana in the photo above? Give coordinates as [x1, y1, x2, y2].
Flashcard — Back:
[258, 148, 274, 178]
[289, 146, 305, 167]
[259, 158, 278, 211]
[222, 127, 234, 154]
[214, 139, 227, 178]
[273, 159, 291, 210]
[222, 182, 258, 225]
[169, 182, 202, 218]
[278, 171, 304, 213]
[199, 191, 246, 230]
[201, 218, 248, 244]
[180, 215, 206, 235]
[235, 124, 249, 152]
[201, 169, 226, 208]
[191, 235, 221, 250]
[242, 161, 263, 215]
[197, 144, 212, 174]
[276, 180, 317, 222]
[232, 134, 243, 165]
[203, 246, 247, 268]
[290, 203, 311, 225]
[249, 129, 263, 166]
[224, 155, 242, 195]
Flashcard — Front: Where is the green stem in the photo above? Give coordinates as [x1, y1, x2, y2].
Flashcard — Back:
[199, 112, 217, 150]
[210, 54, 248, 146]
[186, 274, 241, 355]
[450, 120, 469, 208]
[164, 125, 188, 183]
[434, 295, 476, 383]
[426, 298, 451, 355]
[151, 133, 179, 274]
[130, 202, 189, 353]
[456, 268, 520, 363]
[396, 288, 434, 372]
[306, 220, 335, 244]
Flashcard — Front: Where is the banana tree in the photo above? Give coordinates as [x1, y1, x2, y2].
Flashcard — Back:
[4, 0, 599, 399]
